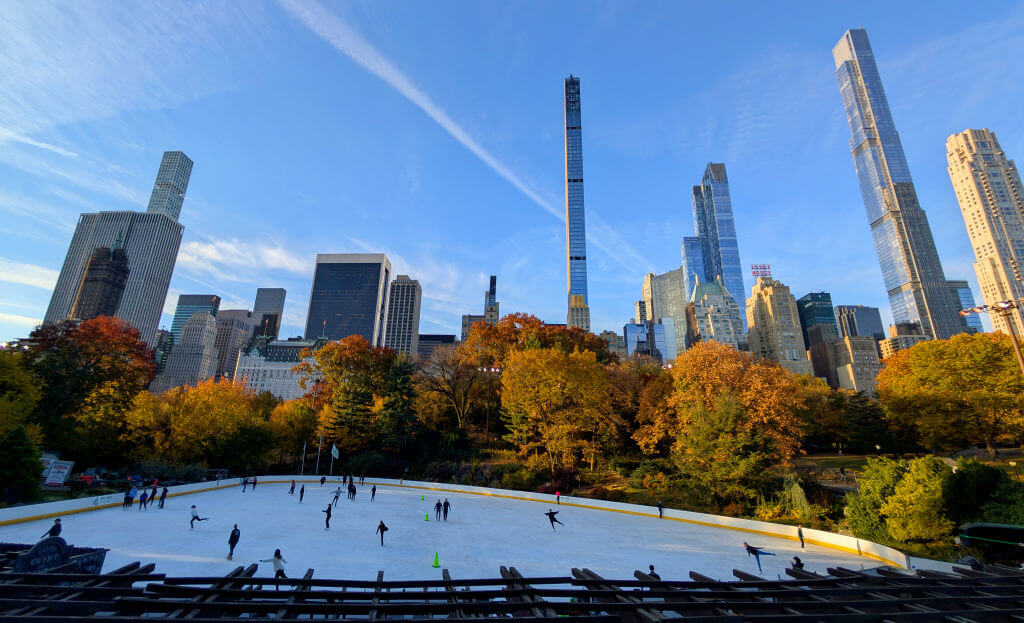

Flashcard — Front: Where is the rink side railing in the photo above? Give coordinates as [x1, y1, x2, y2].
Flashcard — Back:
[0, 475, 911, 569]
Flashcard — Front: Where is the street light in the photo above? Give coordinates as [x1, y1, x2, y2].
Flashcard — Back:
[959, 297, 1024, 377]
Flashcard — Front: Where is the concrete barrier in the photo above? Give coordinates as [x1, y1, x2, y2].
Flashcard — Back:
[0, 475, 910, 569]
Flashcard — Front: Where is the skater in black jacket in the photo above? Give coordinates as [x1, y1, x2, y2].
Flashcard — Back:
[322, 504, 332, 529]
[647, 565, 660, 580]
[433, 499, 442, 521]
[371, 484, 376, 501]
[299, 485, 305, 503]
[442, 499, 451, 521]
[376, 520, 388, 546]
[139, 491, 149, 510]
[159, 486, 168, 508]
[42, 519, 61, 539]
[320, 476, 326, 487]
[289, 480, 296, 495]
[743, 542, 776, 573]
[227, 525, 241, 560]
[544, 509, 563, 531]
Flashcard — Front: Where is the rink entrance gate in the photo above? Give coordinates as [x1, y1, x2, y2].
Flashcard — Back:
[2, 561, 1024, 621]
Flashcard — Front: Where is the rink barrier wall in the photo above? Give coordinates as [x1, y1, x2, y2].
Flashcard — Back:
[0, 475, 910, 569]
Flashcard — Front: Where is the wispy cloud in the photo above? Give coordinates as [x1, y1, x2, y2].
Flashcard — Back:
[177, 237, 313, 281]
[0, 257, 59, 290]
[0, 127, 77, 158]
[0, 312, 41, 329]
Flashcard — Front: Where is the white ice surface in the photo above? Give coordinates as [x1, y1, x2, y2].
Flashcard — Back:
[0, 481, 873, 581]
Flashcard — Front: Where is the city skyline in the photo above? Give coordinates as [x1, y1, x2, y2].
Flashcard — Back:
[3, 2, 1023, 341]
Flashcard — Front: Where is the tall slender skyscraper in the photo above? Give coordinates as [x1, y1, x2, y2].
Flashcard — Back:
[304, 253, 391, 345]
[564, 75, 590, 331]
[252, 287, 287, 340]
[169, 295, 221, 345]
[689, 163, 746, 332]
[946, 129, 1024, 337]
[833, 29, 963, 339]
[384, 275, 422, 357]
[45, 151, 192, 346]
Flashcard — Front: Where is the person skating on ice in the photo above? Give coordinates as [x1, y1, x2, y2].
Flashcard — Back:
[647, 565, 660, 580]
[322, 504, 332, 529]
[433, 499, 442, 521]
[289, 480, 296, 495]
[657, 501, 663, 518]
[252, 476, 257, 489]
[544, 509, 563, 531]
[189, 505, 209, 529]
[797, 525, 805, 549]
[442, 499, 451, 521]
[376, 520, 388, 546]
[139, 490, 148, 510]
[371, 485, 376, 502]
[299, 485, 305, 503]
[332, 487, 342, 507]
[150, 484, 158, 504]
[743, 542, 775, 573]
[159, 486, 168, 508]
[320, 476, 326, 487]
[791, 556, 804, 571]
[227, 524, 241, 560]
[260, 549, 287, 590]
[242, 477, 248, 492]
[42, 518, 61, 539]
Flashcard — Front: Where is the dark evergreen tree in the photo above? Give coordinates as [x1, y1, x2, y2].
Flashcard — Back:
[0, 426, 42, 502]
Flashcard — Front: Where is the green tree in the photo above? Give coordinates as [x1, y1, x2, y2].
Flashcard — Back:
[0, 426, 42, 501]
[845, 457, 908, 542]
[945, 458, 1008, 525]
[377, 356, 418, 454]
[881, 456, 954, 542]
[0, 350, 41, 438]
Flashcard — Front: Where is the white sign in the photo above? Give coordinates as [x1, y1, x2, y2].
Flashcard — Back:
[44, 460, 74, 487]
[39, 456, 55, 479]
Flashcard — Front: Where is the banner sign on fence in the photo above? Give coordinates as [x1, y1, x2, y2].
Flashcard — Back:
[44, 460, 74, 487]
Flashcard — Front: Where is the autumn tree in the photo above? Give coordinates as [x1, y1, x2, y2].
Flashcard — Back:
[877, 333, 1024, 454]
[0, 350, 40, 437]
[501, 348, 620, 472]
[415, 345, 486, 430]
[270, 399, 319, 462]
[459, 312, 615, 369]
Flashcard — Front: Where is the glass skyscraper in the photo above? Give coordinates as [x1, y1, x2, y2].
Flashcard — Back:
[170, 294, 221, 345]
[252, 287, 287, 340]
[304, 253, 391, 345]
[796, 292, 839, 347]
[689, 163, 746, 331]
[147, 151, 194, 221]
[564, 75, 590, 331]
[833, 28, 964, 339]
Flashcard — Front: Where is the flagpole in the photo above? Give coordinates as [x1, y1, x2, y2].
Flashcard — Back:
[330, 452, 334, 476]
[314, 432, 323, 475]
[300, 440, 307, 476]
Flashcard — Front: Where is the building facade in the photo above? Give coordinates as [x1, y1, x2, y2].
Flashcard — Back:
[642, 268, 690, 356]
[623, 319, 676, 363]
[68, 246, 130, 321]
[680, 236, 706, 302]
[946, 129, 1024, 337]
[214, 310, 252, 381]
[304, 253, 391, 345]
[417, 334, 456, 361]
[597, 330, 626, 360]
[947, 280, 982, 334]
[484, 275, 500, 324]
[384, 275, 422, 358]
[796, 292, 839, 348]
[809, 336, 882, 393]
[690, 163, 746, 332]
[746, 277, 813, 375]
[251, 287, 287, 341]
[146, 151, 194, 221]
[835, 305, 886, 341]
[564, 75, 591, 331]
[690, 277, 743, 350]
[235, 337, 327, 400]
[151, 311, 218, 393]
[833, 29, 963, 339]
[170, 295, 222, 345]
[879, 322, 930, 359]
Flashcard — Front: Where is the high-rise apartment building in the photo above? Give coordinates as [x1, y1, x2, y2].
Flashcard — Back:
[946, 129, 1024, 337]
[384, 275, 422, 358]
[633, 300, 647, 325]
[687, 163, 746, 332]
[947, 280, 982, 334]
[641, 268, 690, 355]
[169, 295, 221, 345]
[418, 334, 456, 361]
[68, 245, 130, 321]
[833, 29, 963, 339]
[461, 275, 500, 342]
[44, 151, 192, 347]
[796, 292, 839, 347]
[835, 305, 886, 341]
[564, 75, 591, 331]
[304, 254, 391, 345]
[746, 277, 813, 375]
[809, 336, 882, 393]
[214, 310, 252, 381]
[690, 277, 743, 350]
[251, 287, 287, 340]
[151, 311, 217, 393]
[680, 237, 706, 302]
[623, 319, 676, 363]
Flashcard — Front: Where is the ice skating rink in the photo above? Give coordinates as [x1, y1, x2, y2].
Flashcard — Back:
[0, 481, 874, 581]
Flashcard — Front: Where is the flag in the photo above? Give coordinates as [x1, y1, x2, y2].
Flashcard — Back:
[330, 443, 339, 459]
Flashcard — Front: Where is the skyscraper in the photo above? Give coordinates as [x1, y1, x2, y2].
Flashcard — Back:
[68, 245, 130, 321]
[641, 268, 690, 355]
[680, 236, 706, 300]
[689, 163, 746, 331]
[251, 287, 287, 340]
[45, 152, 191, 347]
[304, 253, 391, 345]
[746, 277, 813, 375]
[384, 275, 422, 357]
[214, 309, 252, 380]
[564, 75, 591, 331]
[947, 280, 983, 334]
[833, 29, 963, 339]
[835, 305, 886, 341]
[169, 295, 221, 345]
[946, 129, 1024, 337]
[796, 292, 839, 347]
[484, 275, 500, 324]
[151, 310, 217, 393]
[690, 277, 743, 350]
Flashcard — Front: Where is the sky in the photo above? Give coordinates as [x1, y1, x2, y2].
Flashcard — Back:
[2, 0, 1023, 341]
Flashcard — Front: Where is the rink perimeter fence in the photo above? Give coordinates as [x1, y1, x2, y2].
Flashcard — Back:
[0, 475, 910, 569]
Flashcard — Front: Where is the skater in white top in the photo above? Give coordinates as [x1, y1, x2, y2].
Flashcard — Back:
[189, 505, 209, 529]
[260, 549, 288, 590]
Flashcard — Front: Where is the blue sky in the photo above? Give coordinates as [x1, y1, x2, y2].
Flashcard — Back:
[2, 0, 1022, 341]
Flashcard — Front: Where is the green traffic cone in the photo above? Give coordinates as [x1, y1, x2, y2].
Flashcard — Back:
[425, 511, 429, 522]
[432, 552, 440, 568]
[420, 494, 424, 501]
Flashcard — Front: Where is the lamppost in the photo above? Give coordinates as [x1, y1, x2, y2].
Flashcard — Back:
[959, 297, 1024, 377]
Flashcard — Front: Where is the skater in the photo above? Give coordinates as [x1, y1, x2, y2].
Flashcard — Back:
[289, 480, 296, 495]
[743, 542, 776, 573]
[544, 509, 563, 531]
[350, 483, 357, 501]
[189, 505, 209, 529]
[122, 489, 131, 509]
[139, 490, 148, 510]
[371, 485, 376, 502]
[42, 518, 61, 539]
[150, 484, 158, 504]
[442, 498, 451, 521]
[434, 499, 443, 521]
[555, 491, 560, 505]
[797, 525, 804, 549]
[647, 565, 660, 580]
[332, 487, 342, 507]
[360, 474, 365, 485]
[260, 549, 287, 589]
[242, 477, 248, 492]
[791, 556, 804, 571]
[227, 524, 241, 560]
[322, 504, 332, 529]
[376, 520, 388, 546]
[320, 476, 326, 487]
[159, 485, 168, 508]
[299, 485, 305, 503]
[657, 501, 663, 519]
[252, 476, 257, 489]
